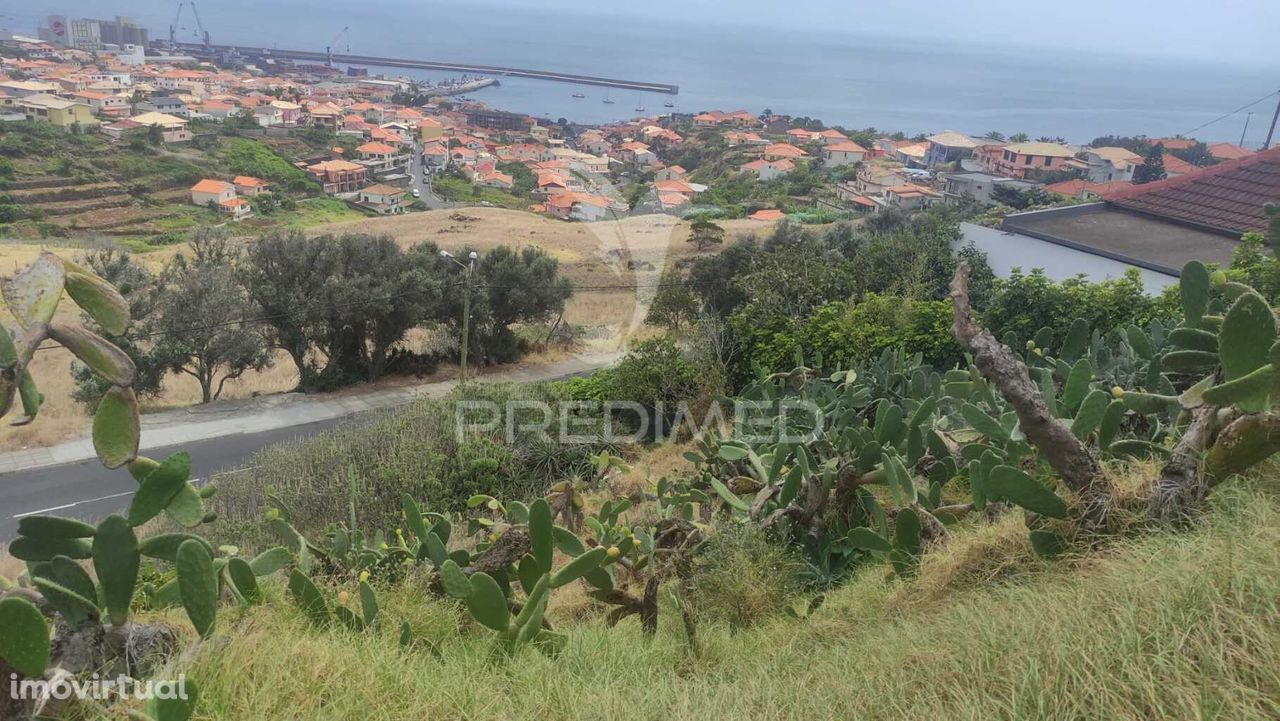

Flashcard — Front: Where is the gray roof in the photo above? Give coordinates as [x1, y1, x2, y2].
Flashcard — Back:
[1000, 203, 1236, 276]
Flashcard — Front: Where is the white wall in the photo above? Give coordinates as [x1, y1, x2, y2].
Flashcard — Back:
[957, 222, 1176, 294]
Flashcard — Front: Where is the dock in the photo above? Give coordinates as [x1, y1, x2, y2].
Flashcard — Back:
[176, 43, 680, 95]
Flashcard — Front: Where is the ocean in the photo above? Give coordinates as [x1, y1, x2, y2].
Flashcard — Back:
[11, 0, 1280, 144]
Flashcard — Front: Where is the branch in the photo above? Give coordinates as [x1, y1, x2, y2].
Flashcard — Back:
[949, 263, 1110, 527]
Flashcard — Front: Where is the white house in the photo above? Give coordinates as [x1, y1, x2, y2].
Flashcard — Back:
[740, 158, 795, 181]
[821, 141, 868, 167]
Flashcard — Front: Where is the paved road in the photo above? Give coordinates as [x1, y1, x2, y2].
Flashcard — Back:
[409, 142, 449, 209]
[0, 363, 610, 543]
[0, 416, 357, 542]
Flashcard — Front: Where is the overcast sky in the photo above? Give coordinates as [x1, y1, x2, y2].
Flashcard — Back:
[6, 0, 1280, 66]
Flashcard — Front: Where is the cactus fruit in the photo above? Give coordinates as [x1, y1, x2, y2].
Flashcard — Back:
[92, 514, 140, 626]
[0, 596, 50, 677]
[176, 539, 218, 638]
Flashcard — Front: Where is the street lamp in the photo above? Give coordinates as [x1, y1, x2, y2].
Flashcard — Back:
[441, 250, 479, 384]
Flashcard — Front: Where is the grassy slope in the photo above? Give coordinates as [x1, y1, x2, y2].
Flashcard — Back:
[180, 476, 1280, 721]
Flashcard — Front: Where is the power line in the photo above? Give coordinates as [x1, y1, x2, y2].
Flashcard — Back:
[1180, 89, 1280, 139]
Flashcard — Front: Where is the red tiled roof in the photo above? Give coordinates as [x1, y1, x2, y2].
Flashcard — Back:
[1044, 179, 1133, 198]
[1207, 142, 1253, 161]
[1105, 145, 1280, 235]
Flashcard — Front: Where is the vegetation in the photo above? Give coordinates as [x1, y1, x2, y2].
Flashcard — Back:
[6, 208, 1280, 721]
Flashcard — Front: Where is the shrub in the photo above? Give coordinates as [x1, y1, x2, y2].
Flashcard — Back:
[205, 382, 611, 546]
[689, 524, 806, 627]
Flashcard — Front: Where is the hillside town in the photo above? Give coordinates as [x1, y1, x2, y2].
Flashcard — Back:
[2, 19, 1267, 229]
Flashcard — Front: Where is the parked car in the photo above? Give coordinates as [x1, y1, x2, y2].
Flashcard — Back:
[411, 188, 421, 198]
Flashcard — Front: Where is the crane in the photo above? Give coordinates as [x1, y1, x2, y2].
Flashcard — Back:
[168, 2, 211, 49]
[189, 1, 211, 48]
[326, 26, 350, 67]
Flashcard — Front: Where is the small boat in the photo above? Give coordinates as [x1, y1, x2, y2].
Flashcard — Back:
[634, 106, 645, 113]
[663, 101, 674, 108]
[572, 92, 585, 98]
[603, 92, 615, 105]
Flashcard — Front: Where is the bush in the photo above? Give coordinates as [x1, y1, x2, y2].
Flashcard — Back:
[980, 267, 1168, 345]
[689, 524, 806, 627]
[204, 382, 612, 546]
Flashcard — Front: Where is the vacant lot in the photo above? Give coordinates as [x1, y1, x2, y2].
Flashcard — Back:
[315, 207, 772, 346]
[0, 210, 774, 451]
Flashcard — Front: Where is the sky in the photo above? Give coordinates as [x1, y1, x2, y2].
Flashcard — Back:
[5, 0, 1280, 66]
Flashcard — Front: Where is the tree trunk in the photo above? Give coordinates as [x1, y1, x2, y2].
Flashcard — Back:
[949, 262, 1112, 529]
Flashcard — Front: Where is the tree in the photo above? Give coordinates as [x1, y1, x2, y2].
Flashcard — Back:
[983, 131, 1006, 142]
[1171, 141, 1217, 168]
[151, 228, 272, 403]
[645, 272, 698, 332]
[463, 245, 573, 364]
[240, 229, 333, 384]
[1009, 132, 1030, 143]
[1133, 142, 1168, 184]
[687, 219, 725, 251]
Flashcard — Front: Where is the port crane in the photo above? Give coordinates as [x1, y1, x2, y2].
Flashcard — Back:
[326, 26, 350, 67]
[168, 1, 211, 49]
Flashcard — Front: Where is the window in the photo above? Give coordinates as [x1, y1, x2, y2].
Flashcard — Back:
[1043, 156, 1052, 167]
[1024, 155, 1032, 165]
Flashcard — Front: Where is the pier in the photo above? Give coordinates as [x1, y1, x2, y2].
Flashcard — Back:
[175, 43, 680, 95]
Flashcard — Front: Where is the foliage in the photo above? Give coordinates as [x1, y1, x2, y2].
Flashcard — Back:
[1133, 142, 1167, 184]
[688, 219, 725, 251]
[206, 382, 614, 545]
[684, 259, 1280, 587]
[600, 336, 703, 436]
[980, 267, 1168, 345]
[644, 272, 698, 332]
[0, 254, 262, 721]
[688, 524, 805, 627]
[150, 228, 272, 403]
[221, 138, 315, 193]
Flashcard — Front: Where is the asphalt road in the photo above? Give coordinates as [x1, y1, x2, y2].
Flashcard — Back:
[0, 367, 604, 543]
[0, 416, 357, 543]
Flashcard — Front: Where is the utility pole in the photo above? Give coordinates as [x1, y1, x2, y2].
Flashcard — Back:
[441, 250, 479, 383]
[1240, 112, 1253, 147]
[1264, 90, 1280, 150]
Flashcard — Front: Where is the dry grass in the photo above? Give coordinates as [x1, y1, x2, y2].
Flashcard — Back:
[174, 478, 1280, 721]
[312, 207, 770, 350]
[1, 211, 770, 451]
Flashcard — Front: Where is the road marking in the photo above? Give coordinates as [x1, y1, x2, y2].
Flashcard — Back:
[13, 489, 135, 519]
[9, 466, 259, 520]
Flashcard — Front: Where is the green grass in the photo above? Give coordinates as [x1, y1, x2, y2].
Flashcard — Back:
[434, 176, 531, 210]
[176, 476, 1280, 720]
